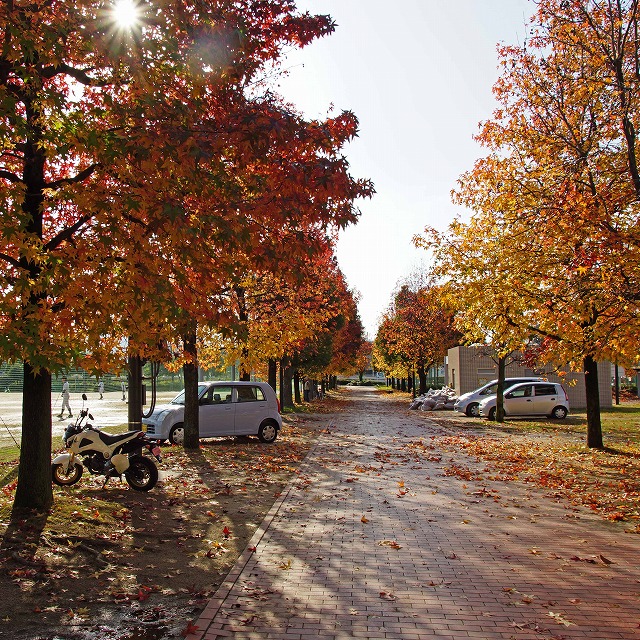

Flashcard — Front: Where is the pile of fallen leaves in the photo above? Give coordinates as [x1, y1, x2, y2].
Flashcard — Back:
[396, 426, 640, 529]
[434, 433, 640, 525]
[0, 416, 320, 639]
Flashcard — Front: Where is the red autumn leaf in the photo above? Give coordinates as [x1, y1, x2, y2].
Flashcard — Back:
[180, 621, 200, 637]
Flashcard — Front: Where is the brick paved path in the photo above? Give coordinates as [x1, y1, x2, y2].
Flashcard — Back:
[187, 387, 640, 640]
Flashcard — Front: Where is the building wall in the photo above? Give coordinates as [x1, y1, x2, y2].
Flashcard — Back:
[446, 346, 612, 410]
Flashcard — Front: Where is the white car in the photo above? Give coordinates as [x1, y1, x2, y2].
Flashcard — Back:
[478, 381, 570, 420]
[142, 381, 282, 445]
[454, 377, 544, 417]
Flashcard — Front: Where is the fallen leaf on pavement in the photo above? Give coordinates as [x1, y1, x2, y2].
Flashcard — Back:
[180, 621, 199, 637]
[378, 540, 402, 549]
[548, 611, 575, 626]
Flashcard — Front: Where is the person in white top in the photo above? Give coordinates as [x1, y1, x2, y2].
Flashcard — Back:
[58, 376, 72, 418]
[98, 379, 104, 399]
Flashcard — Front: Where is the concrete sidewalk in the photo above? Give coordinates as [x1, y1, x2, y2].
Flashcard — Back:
[0, 390, 177, 440]
[186, 387, 640, 640]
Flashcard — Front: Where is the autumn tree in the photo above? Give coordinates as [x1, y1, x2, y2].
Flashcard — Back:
[0, 0, 371, 510]
[355, 340, 373, 383]
[324, 291, 367, 380]
[215, 245, 365, 406]
[417, 0, 640, 448]
[374, 279, 460, 394]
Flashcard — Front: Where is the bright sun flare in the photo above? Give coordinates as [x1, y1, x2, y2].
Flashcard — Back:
[113, 0, 139, 28]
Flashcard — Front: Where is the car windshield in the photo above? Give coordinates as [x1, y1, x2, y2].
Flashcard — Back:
[480, 383, 498, 396]
[170, 384, 209, 405]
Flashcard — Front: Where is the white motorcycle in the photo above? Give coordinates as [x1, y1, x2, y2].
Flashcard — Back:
[52, 394, 162, 492]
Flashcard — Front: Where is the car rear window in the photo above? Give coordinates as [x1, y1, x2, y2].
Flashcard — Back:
[236, 386, 265, 402]
[533, 384, 557, 396]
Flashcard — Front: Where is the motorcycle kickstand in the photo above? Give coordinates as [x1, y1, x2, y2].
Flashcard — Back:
[101, 469, 118, 489]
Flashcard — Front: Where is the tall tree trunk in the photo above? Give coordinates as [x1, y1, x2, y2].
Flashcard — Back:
[234, 285, 251, 381]
[268, 359, 277, 392]
[282, 363, 294, 409]
[182, 330, 200, 450]
[279, 357, 286, 410]
[13, 90, 53, 511]
[13, 364, 53, 512]
[495, 355, 506, 422]
[127, 354, 143, 430]
[293, 370, 301, 404]
[417, 363, 427, 395]
[584, 355, 603, 449]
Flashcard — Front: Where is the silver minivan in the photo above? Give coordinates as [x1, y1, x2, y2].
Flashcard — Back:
[478, 381, 570, 420]
[454, 377, 544, 417]
[142, 381, 282, 445]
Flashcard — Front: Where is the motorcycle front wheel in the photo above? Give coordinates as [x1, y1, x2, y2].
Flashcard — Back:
[52, 462, 83, 486]
[124, 456, 158, 492]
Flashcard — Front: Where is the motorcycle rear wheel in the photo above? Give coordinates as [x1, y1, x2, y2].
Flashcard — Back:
[52, 462, 83, 486]
[124, 456, 158, 492]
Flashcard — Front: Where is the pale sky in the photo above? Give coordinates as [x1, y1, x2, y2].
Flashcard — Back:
[278, 1, 533, 338]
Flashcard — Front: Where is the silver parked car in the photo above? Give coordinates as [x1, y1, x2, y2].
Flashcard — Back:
[142, 381, 282, 445]
[478, 381, 569, 420]
[454, 377, 544, 417]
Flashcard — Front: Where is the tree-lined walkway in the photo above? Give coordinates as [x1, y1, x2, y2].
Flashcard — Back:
[187, 387, 639, 639]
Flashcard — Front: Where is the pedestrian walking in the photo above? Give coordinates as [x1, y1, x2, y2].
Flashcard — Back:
[98, 379, 104, 400]
[304, 379, 311, 402]
[121, 379, 127, 402]
[58, 376, 72, 418]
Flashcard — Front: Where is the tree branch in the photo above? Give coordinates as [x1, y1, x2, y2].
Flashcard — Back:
[44, 214, 92, 252]
[0, 169, 21, 183]
[41, 64, 110, 87]
[0, 252, 22, 270]
[47, 163, 99, 190]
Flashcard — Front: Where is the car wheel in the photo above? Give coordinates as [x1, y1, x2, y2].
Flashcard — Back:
[550, 406, 568, 419]
[465, 402, 480, 417]
[487, 407, 496, 421]
[258, 421, 278, 443]
[169, 423, 185, 445]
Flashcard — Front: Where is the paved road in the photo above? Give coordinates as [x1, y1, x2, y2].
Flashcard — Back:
[0, 390, 178, 441]
[187, 386, 639, 640]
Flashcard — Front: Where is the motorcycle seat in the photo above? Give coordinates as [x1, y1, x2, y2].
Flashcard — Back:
[97, 430, 143, 445]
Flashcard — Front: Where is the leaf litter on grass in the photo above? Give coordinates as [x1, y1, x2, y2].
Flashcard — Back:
[0, 419, 318, 639]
